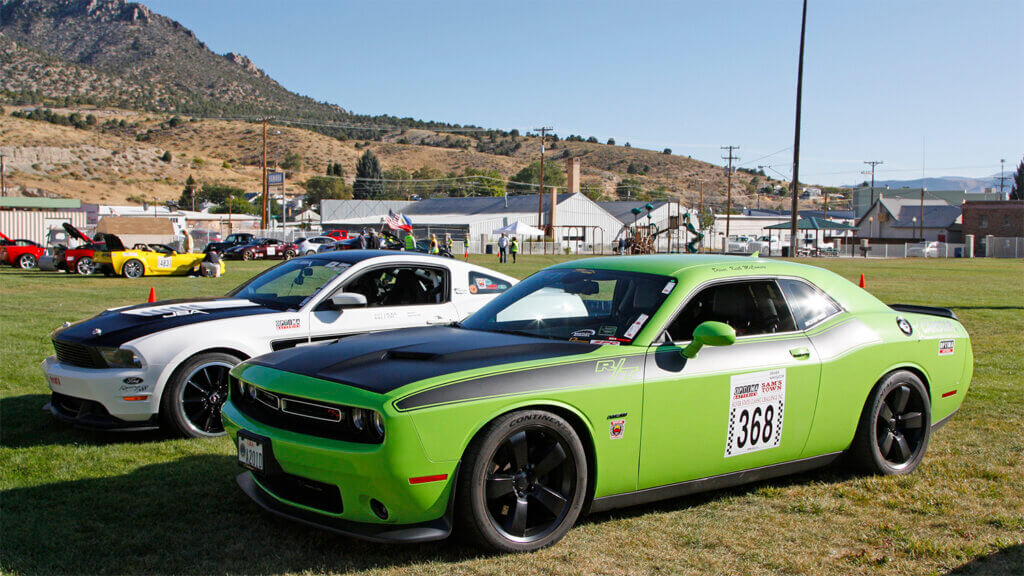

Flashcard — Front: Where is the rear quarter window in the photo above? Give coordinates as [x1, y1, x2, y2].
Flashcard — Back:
[778, 278, 842, 329]
[468, 271, 512, 295]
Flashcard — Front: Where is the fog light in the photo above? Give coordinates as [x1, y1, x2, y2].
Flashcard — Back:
[370, 499, 389, 520]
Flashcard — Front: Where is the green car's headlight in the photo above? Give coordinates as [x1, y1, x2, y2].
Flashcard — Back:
[98, 347, 142, 368]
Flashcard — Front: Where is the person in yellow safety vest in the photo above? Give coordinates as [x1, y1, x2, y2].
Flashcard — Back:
[463, 237, 470, 259]
[429, 234, 440, 255]
[510, 236, 519, 264]
[404, 230, 416, 251]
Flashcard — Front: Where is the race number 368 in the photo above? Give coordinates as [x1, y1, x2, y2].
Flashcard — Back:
[725, 369, 786, 457]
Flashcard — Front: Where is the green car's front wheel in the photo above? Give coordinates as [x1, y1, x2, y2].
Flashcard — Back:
[457, 409, 588, 552]
[852, 370, 931, 475]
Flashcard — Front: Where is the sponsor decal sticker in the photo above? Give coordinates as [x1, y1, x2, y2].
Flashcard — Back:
[120, 384, 149, 393]
[590, 339, 621, 345]
[623, 314, 649, 339]
[725, 369, 786, 457]
[599, 325, 617, 337]
[919, 319, 955, 338]
[373, 311, 399, 321]
[275, 318, 301, 330]
[609, 419, 625, 440]
[162, 309, 207, 318]
[468, 284, 478, 294]
[938, 339, 955, 356]
[572, 329, 596, 338]
[662, 280, 676, 294]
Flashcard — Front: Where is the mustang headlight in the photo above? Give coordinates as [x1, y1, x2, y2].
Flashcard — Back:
[98, 347, 142, 368]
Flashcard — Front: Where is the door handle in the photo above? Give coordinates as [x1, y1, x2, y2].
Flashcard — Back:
[789, 347, 810, 360]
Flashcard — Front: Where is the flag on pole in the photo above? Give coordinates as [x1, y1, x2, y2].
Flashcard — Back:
[385, 210, 413, 232]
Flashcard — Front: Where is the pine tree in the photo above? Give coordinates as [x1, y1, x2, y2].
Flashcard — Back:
[353, 150, 383, 199]
[1011, 158, 1024, 201]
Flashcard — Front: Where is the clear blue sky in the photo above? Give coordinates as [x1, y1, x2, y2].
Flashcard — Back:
[146, 0, 1022, 187]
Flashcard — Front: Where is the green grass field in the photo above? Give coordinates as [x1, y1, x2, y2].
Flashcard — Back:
[2, 256, 1022, 575]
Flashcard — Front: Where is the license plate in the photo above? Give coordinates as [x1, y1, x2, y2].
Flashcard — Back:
[237, 434, 264, 472]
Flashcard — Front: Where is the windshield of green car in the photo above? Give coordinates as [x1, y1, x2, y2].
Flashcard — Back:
[226, 259, 351, 310]
[460, 267, 677, 344]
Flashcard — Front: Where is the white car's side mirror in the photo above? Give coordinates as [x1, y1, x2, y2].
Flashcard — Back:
[331, 292, 367, 309]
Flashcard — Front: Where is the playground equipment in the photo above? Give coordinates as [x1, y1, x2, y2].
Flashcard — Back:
[624, 203, 705, 254]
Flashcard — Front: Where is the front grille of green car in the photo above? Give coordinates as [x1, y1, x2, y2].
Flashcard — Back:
[232, 379, 383, 444]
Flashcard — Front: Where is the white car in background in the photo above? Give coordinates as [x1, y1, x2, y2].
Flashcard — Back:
[296, 236, 336, 255]
[42, 251, 517, 438]
[907, 241, 940, 258]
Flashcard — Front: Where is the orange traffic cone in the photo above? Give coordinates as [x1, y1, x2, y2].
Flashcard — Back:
[148, 287, 156, 303]
[858, 274, 866, 288]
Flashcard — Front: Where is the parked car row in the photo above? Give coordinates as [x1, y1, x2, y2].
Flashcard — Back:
[38, 251, 971, 552]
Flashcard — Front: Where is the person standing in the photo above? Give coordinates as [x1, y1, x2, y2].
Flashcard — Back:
[497, 233, 508, 264]
[445, 233, 453, 254]
[358, 229, 368, 250]
[429, 234, 440, 254]
[510, 236, 519, 264]
[368, 230, 379, 249]
[463, 236, 470, 260]
[404, 230, 416, 251]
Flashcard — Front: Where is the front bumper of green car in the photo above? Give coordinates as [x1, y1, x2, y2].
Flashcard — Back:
[221, 369, 458, 543]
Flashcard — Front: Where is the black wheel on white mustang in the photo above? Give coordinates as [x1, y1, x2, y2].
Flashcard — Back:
[161, 352, 241, 437]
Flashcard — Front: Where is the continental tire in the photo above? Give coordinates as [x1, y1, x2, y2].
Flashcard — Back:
[457, 409, 587, 552]
[851, 370, 931, 475]
[160, 352, 241, 438]
[121, 259, 145, 279]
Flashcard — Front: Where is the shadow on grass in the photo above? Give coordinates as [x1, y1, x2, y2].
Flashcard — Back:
[949, 306, 1024, 311]
[0, 394, 166, 449]
[946, 544, 1023, 575]
[1, 454, 482, 575]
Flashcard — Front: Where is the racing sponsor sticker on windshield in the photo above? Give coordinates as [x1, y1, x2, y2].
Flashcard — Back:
[725, 369, 786, 458]
[599, 325, 617, 337]
[572, 329, 596, 338]
[275, 318, 301, 330]
[662, 280, 676, 294]
[938, 339, 955, 356]
[623, 314, 649, 340]
[590, 339, 621, 345]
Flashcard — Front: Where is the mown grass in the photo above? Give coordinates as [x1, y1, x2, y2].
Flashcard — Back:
[1, 256, 1022, 575]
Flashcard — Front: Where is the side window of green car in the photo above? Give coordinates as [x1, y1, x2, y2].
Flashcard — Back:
[777, 278, 841, 330]
[667, 280, 797, 341]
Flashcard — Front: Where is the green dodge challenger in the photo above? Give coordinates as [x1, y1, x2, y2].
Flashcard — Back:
[222, 255, 972, 551]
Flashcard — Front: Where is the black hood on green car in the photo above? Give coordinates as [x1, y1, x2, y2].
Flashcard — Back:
[248, 326, 600, 395]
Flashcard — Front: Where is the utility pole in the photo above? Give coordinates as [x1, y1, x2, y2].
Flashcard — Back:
[0, 154, 5, 197]
[721, 145, 739, 239]
[789, 0, 808, 258]
[995, 156, 1011, 194]
[863, 160, 883, 212]
[920, 187, 925, 240]
[260, 118, 270, 230]
[698, 179, 705, 253]
[534, 127, 552, 236]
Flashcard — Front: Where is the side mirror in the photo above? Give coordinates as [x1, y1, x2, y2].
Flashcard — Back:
[681, 321, 736, 358]
[330, 292, 367, 309]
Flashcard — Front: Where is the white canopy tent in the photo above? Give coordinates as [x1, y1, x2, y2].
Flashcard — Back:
[493, 221, 545, 236]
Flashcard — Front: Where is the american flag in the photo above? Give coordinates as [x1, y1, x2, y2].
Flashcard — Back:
[384, 210, 413, 232]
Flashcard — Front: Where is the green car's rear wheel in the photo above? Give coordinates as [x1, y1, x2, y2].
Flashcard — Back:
[852, 370, 931, 475]
[457, 409, 587, 552]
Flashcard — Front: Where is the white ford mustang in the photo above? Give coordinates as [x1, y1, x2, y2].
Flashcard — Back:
[42, 250, 517, 437]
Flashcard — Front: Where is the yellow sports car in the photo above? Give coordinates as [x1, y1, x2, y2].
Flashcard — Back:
[95, 234, 225, 278]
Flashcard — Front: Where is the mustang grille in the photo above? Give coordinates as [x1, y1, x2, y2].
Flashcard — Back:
[53, 340, 106, 369]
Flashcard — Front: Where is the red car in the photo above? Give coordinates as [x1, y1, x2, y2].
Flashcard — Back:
[0, 232, 46, 269]
[53, 223, 106, 275]
[222, 237, 299, 260]
[324, 229, 350, 240]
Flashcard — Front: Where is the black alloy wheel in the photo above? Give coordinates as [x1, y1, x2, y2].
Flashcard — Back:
[852, 370, 931, 475]
[458, 410, 587, 552]
[161, 352, 241, 438]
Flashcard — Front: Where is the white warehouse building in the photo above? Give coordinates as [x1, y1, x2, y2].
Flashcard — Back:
[320, 193, 631, 254]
